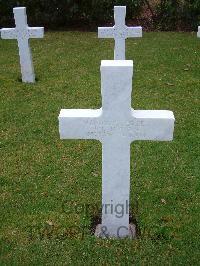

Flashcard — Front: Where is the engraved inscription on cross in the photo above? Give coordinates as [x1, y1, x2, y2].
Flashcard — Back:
[98, 6, 142, 59]
[1, 7, 44, 83]
[59, 60, 175, 238]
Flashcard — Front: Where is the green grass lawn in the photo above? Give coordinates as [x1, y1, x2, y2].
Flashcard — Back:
[0, 31, 200, 265]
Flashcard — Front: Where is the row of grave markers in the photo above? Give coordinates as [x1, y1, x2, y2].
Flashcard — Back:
[1, 6, 199, 84]
[6, 5, 200, 238]
[0, 6, 142, 83]
[4, 5, 200, 238]
[57, 6, 175, 238]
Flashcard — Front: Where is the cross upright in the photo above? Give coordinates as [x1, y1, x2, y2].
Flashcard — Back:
[98, 6, 142, 60]
[1, 7, 44, 83]
[197, 26, 200, 38]
[59, 60, 175, 238]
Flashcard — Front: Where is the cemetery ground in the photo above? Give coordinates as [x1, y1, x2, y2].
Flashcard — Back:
[0, 31, 199, 265]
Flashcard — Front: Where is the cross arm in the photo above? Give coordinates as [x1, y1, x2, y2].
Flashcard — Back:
[1, 28, 17, 39]
[28, 27, 44, 38]
[98, 27, 114, 38]
[132, 110, 175, 141]
[127, 26, 142, 38]
[59, 109, 102, 140]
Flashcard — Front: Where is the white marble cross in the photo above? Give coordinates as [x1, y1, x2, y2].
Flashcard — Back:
[1, 7, 44, 83]
[98, 6, 142, 60]
[59, 60, 175, 238]
[197, 26, 200, 38]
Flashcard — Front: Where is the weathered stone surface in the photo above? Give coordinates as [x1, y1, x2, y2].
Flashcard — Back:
[197, 26, 200, 38]
[59, 60, 175, 238]
[95, 223, 136, 239]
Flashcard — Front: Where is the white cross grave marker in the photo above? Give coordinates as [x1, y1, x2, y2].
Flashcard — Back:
[1, 7, 44, 83]
[197, 26, 200, 38]
[59, 60, 175, 238]
[98, 6, 142, 60]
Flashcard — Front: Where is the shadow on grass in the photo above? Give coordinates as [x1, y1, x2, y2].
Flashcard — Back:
[17, 76, 39, 83]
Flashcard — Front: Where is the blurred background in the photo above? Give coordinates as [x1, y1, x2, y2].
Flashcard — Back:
[0, 0, 199, 31]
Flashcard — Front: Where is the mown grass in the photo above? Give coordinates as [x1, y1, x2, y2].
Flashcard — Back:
[0, 31, 199, 265]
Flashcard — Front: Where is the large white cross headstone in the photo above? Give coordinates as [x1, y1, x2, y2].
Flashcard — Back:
[59, 60, 175, 238]
[98, 6, 142, 60]
[197, 26, 200, 38]
[1, 7, 44, 83]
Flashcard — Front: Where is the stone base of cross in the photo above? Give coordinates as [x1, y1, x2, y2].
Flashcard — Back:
[1, 7, 44, 83]
[59, 60, 175, 238]
[197, 26, 200, 38]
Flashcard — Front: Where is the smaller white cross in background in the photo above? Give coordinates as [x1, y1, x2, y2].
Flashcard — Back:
[98, 6, 142, 60]
[197, 26, 200, 38]
[1, 7, 44, 83]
